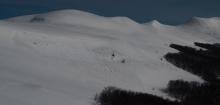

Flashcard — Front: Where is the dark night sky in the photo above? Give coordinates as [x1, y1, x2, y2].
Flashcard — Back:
[0, 0, 219, 25]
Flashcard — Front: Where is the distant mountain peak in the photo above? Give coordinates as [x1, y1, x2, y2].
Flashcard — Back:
[143, 20, 162, 27]
[109, 16, 138, 25]
[184, 16, 220, 27]
[150, 20, 161, 26]
[42, 9, 102, 19]
[142, 20, 175, 29]
[6, 9, 141, 32]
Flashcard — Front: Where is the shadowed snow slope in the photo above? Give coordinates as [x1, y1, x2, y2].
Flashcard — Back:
[0, 9, 220, 105]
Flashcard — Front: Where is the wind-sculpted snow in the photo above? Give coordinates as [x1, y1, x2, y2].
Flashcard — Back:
[0, 9, 220, 105]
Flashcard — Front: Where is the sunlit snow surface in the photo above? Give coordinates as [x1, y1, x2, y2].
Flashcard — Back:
[1, 10, 220, 105]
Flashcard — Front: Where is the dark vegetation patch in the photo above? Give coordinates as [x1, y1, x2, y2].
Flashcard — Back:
[94, 86, 180, 105]
[94, 42, 220, 105]
[164, 80, 220, 105]
[164, 42, 220, 105]
[30, 16, 45, 22]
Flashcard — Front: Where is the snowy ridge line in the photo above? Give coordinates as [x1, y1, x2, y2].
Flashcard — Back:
[5, 9, 220, 28]
[0, 9, 219, 105]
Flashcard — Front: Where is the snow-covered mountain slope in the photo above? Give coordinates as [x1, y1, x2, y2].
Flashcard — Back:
[0, 9, 220, 105]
